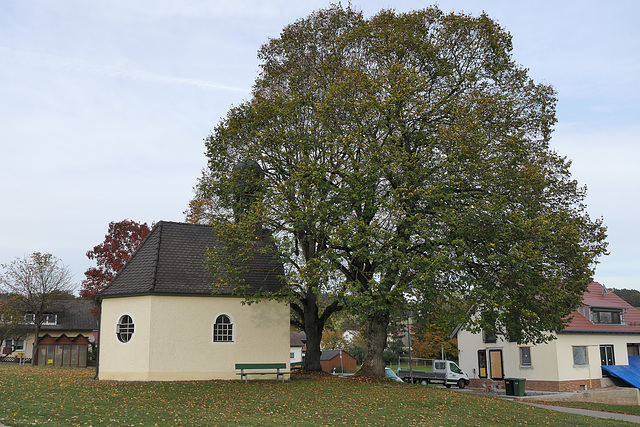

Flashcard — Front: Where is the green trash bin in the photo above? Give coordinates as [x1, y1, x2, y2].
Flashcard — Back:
[504, 378, 515, 396]
[512, 378, 526, 396]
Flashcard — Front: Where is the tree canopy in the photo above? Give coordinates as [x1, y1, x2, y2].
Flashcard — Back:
[80, 219, 151, 303]
[191, 5, 607, 376]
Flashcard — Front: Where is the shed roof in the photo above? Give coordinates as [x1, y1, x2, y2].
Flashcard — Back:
[97, 221, 285, 298]
[320, 350, 355, 361]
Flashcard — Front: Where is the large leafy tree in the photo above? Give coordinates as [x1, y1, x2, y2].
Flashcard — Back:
[80, 219, 151, 302]
[193, 5, 607, 377]
[0, 252, 76, 364]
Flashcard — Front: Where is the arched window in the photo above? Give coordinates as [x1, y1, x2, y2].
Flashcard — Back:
[213, 314, 233, 342]
[117, 315, 135, 343]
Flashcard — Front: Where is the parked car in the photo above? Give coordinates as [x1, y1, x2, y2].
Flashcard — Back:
[385, 367, 404, 383]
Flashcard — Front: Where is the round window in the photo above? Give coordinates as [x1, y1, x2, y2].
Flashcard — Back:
[117, 315, 135, 343]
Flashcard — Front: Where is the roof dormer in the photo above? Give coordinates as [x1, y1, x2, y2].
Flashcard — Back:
[590, 307, 625, 325]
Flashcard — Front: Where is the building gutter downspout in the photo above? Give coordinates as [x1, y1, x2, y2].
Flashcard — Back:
[92, 297, 102, 380]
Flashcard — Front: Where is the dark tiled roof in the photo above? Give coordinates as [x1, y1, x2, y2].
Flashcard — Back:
[97, 221, 285, 298]
[0, 299, 97, 332]
[290, 332, 304, 347]
[41, 299, 97, 332]
[291, 330, 306, 343]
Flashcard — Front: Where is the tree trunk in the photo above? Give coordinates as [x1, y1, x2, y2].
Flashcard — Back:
[303, 320, 324, 372]
[302, 293, 324, 371]
[357, 309, 390, 377]
[31, 323, 40, 365]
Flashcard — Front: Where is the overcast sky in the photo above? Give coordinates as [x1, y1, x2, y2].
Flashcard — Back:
[1, 1, 638, 292]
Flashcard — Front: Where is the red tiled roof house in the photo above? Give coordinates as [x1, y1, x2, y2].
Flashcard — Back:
[457, 282, 640, 391]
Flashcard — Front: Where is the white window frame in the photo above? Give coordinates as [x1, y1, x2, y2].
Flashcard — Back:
[42, 314, 57, 325]
[3, 338, 25, 351]
[22, 313, 57, 325]
[115, 314, 135, 344]
[14, 338, 25, 351]
[212, 313, 235, 343]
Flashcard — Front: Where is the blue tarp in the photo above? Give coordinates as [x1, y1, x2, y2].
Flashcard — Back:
[601, 355, 640, 389]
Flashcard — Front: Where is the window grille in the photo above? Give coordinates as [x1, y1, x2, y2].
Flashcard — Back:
[213, 315, 233, 342]
[117, 315, 135, 343]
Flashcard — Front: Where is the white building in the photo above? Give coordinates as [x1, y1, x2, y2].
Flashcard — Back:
[457, 282, 640, 391]
[96, 221, 290, 381]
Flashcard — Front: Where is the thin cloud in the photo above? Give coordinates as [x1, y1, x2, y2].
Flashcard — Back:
[0, 46, 250, 93]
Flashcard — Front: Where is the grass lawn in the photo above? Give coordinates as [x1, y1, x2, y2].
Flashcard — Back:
[0, 365, 635, 426]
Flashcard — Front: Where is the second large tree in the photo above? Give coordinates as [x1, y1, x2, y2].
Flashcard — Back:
[195, 5, 607, 376]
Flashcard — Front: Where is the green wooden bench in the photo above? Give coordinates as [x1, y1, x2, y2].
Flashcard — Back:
[235, 363, 289, 383]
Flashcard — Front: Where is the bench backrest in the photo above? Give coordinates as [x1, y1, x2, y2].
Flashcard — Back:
[235, 363, 287, 370]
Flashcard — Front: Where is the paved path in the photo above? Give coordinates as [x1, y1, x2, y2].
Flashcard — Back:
[519, 401, 640, 424]
[455, 387, 640, 424]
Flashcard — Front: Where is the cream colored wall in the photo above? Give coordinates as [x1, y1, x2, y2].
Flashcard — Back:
[458, 330, 489, 379]
[458, 329, 637, 383]
[553, 333, 630, 381]
[459, 330, 563, 381]
[5, 332, 36, 359]
[99, 296, 153, 380]
[99, 295, 290, 381]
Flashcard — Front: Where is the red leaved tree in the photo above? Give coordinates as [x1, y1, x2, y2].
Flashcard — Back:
[80, 220, 151, 302]
[412, 324, 458, 360]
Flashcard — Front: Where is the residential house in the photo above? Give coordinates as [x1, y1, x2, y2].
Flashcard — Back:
[291, 330, 307, 355]
[1, 299, 97, 367]
[290, 332, 304, 365]
[95, 221, 290, 381]
[457, 282, 640, 391]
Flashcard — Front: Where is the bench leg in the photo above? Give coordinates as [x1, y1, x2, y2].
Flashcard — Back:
[238, 370, 287, 383]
